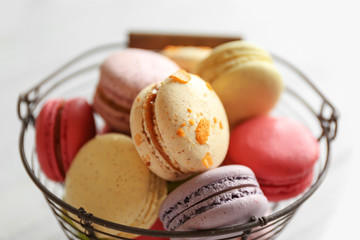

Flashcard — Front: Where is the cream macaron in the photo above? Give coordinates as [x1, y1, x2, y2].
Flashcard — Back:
[130, 70, 229, 181]
[196, 40, 284, 128]
[64, 133, 167, 239]
[160, 45, 212, 73]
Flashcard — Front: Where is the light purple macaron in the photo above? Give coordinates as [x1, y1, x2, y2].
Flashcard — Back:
[93, 48, 179, 134]
[159, 165, 268, 239]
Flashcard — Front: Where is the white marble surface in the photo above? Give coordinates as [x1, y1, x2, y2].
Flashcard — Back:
[1, 0, 359, 239]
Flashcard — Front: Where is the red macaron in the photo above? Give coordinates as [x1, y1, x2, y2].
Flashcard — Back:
[35, 97, 96, 182]
[135, 218, 168, 240]
[226, 116, 320, 201]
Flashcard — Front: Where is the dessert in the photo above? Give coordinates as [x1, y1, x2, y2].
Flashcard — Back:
[93, 48, 180, 134]
[160, 45, 212, 73]
[35, 97, 96, 182]
[196, 40, 284, 128]
[136, 218, 168, 240]
[226, 116, 320, 201]
[64, 134, 167, 239]
[130, 70, 230, 181]
[159, 165, 268, 238]
[29, 34, 326, 240]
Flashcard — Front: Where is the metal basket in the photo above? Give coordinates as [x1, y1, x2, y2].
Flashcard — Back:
[17, 41, 338, 240]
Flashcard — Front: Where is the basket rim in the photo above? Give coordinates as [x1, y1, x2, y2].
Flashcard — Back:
[17, 42, 339, 239]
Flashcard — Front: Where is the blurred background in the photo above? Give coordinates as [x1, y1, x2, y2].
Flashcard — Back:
[1, 0, 359, 239]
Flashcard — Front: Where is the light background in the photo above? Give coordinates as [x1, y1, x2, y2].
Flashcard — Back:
[1, 0, 359, 239]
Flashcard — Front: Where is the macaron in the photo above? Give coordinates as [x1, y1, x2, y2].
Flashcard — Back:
[159, 165, 268, 237]
[35, 97, 96, 182]
[93, 48, 180, 134]
[196, 40, 284, 128]
[130, 69, 230, 181]
[226, 116, 320, 201]
[64, 133, 167, 239]
[136, 218, 168, 240]
[160, 45, 212, 73]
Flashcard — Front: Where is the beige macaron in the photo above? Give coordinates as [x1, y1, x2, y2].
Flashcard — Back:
[160, 45, 212, 73]
[64, 133, 167, 239]
[130, 70, 229, 182]
[196, 40, 284, 128]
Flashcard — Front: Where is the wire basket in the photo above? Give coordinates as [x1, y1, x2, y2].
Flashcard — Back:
[17, 38, 338, 240]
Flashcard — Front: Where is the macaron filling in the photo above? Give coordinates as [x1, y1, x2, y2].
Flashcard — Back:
[54, 101, 66, 178]
[95, 85, 131, 114]
[143, 85, 184, 175]
[161, 175, 262, 231]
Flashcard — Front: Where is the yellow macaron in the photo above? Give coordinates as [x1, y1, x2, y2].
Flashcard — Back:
[64, 133, 167, 239]
[196, 40, 284, 128]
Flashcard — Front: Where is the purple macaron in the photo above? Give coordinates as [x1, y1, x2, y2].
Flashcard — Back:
[93, 48, 179, 134]
[159, 165, 268, 238]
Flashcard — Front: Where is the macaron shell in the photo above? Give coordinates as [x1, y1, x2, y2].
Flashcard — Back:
[161, 46, 212, 73]
[64, 134, 167, 239]
[136, 218, 168, 240]
[228, 116, 319, 181]
[207, 40, 270, 56]
[212, 61, 283, 126]
[196, 40, 284, 127]
[60, 97, 96, 173]
[93, 48, 179, 133]
[93, 92, 130, 133]
[35, 99, 64, 181]
[99, 49, 179, 104]
[130, 83, 183, 181]
[260, 170, 314, 202]
[171, 187, 268, 231]
[130, 73, 230, 181]
[159, 165, 268, 232]
[202, 53, 272, 84]
[160, 165, 255, 209]
[196, 41, 273, 83]
[155, 75, 229, 172]
[227, 116, 320, 201]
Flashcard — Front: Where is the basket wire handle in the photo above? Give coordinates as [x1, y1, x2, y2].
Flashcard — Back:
[17, 42, 125, 125]
[17, 87, 39, 124]
[318, 101, 338, 141]
[272, 53, 339, 142]
[77, 207, 97, 239]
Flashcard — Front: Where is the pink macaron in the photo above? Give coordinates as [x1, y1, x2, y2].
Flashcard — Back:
[93, 48, 180, 134]
[35, 97, 96, 182]
[226, 116, 320, 201]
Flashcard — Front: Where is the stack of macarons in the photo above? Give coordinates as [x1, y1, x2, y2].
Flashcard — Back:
[34, 40, 320, 239]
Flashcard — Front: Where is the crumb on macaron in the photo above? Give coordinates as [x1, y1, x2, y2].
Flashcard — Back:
[169, 69, 191, 84]
[195, 118, 210, 144]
